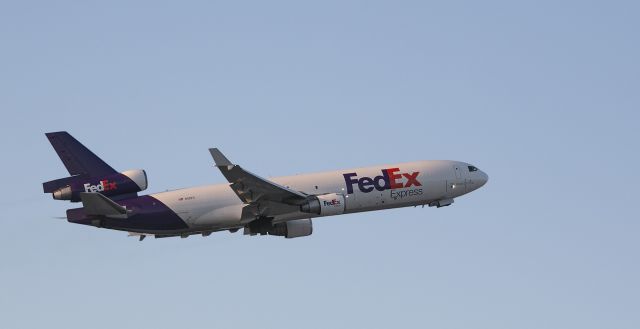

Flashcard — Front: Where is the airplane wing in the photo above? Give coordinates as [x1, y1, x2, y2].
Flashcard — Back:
[209, 148, 309, 206]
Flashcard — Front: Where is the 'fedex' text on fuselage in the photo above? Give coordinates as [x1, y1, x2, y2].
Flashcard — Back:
[342, 168, 421, 194]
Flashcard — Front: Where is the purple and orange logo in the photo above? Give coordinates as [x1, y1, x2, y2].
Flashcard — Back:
[323, 199, 342, 207]
[343, 168, 421, 194]
[84, 180, 117, 193]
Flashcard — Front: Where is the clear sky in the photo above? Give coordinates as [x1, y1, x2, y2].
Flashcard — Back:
[1, 1, 638, 328]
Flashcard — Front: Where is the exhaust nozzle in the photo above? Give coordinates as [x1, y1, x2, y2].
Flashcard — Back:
[52, 186, 72, 200]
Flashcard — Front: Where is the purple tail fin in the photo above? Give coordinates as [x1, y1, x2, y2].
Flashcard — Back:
[43, 132, 147, 202]
[45, 131, 116, 177]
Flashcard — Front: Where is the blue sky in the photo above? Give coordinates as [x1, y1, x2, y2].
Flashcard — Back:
[1, 1, 638, 328]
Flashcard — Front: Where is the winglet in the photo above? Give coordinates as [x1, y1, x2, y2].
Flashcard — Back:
[209, 148, 233, 167]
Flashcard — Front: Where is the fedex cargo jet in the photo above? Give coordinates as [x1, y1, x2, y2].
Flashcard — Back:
[43, 132, 488, 240]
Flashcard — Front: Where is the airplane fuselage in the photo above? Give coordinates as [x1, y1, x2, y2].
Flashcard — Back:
[45, 132, 487, 239]
[66, 160, 488, 236]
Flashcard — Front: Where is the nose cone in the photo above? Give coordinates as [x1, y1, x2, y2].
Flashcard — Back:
[465, 164, 488, 192]
[478, 170, 489, 188]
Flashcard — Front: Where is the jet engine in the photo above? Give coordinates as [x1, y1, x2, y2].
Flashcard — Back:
[244, 218, 313, 238]
[300, 193, 346, 216]
[44, 169, 148, 202]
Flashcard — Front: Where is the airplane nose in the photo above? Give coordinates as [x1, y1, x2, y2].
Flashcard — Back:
[478, 171, 489, 187]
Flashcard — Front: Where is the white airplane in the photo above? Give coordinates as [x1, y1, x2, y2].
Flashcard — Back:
[43, 132, 488, 240]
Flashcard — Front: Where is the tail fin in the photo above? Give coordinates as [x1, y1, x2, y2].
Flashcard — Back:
[45, 131, 116, 177]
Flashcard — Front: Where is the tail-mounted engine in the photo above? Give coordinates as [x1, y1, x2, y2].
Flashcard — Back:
[43, 169, 148, 202]
[300, 193, 346, 216]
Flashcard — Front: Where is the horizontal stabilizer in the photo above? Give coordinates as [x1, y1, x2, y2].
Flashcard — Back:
[80, 192, 128, 218]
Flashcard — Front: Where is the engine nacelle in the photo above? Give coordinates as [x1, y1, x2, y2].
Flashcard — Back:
[281, 219, 313, 238]
[44, 169, 148, 202]
[300, 193, 346, 216]
[244, 218, 313, 239]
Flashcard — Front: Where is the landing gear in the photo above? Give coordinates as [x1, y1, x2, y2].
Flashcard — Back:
[243, 217, 276, 236]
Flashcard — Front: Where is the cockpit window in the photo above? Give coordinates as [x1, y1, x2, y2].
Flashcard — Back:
[468, 166, 478, 172]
